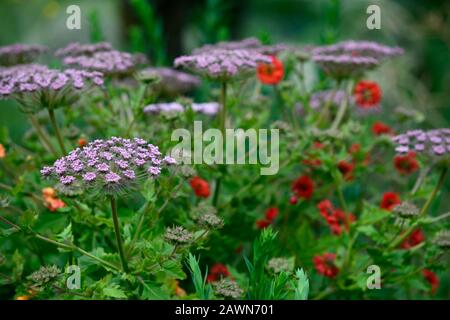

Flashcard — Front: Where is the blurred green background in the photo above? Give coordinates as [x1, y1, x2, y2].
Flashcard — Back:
[0, 0, 449, 142]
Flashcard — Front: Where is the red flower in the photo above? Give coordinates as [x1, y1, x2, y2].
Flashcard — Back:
[401, 229, 425, 249]
[291, 175, 314, 200]
[302, 158, 322, 167]
[189, 176, 210, 198]
[265, 207, 279, 221]
[256, 219, 272, 229]
[313, 253, 339, 278]
[393, 151, 419, 175]
[380, 192, 401, 211]
[207, 263, 230, 282]
[317, 200, 355, 235]
[422, 269, 439, 294]
[257, 55, 284, 85]
[353, 80, 382, 109]
[289, 195, 298, 205]
[338, 160, 354, 181]
[372, 121, 392, 136]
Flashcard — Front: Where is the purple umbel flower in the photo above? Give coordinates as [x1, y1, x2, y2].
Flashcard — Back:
[192, 38, 263, 54]
[138, 67, 201, 95]
[312, 54, 378, 78]
[105, 172, 121, 183]
[62, 50, 146, 76]
[312, 40, 403, 78]
[143, 102, 219, 116]
[174, 49, 271, 81]
[0, 44, 48, 66]
[41, 137, 175, 195]
[0, 64, 104, 113]
[83, 172, 97, 182]
[392, 129, 450, 158]
[54, 42, 113, 58]
[60, 175, 76, 185]
[312, 40, 404, 59]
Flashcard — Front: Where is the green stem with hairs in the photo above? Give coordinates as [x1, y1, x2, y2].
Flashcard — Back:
[329, 80, 353, 131]
[110, 196, 129, 272]
[213, 81, 228, 207]
[28, 114, 58, 157]
[0, 215, 120, 272]
[47, 108, 67, 155]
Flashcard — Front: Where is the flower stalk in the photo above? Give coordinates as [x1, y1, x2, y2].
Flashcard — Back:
[47, 108, 67, 155]
[110, 196, 129, 272]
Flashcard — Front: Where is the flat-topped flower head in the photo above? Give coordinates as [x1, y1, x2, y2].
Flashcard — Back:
[392, 128, 450, 159]
[174, 49, 271, 81]
[40, 137, 176, 196]
[197, 213, 224, 229]
[143, 101, 219, 116]
[192, 37, 263, 54]
[312, 40, 404, 59]
[164, 226, 194, 244]
[0, 44, 48, 66]
[55, 42, 113, 58]
[212, 278, 244, 299]
[392, 201, 419, 218]
[62, 50, 146, 76]
[433, 230, 450, 249]
[27, 265, 61, 287]
[194, 38, 289, 57]
[0, 64, 104, 112]
[138, 67, 200, 96]
[312, 40, 403, 79]
[313, 54, 378, 79]
[266, 257, 294, 274]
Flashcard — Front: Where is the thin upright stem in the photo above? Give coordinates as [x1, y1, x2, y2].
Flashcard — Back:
[329, 80, 353, 131]
[418, 167, 448, 218]
[219, 81, 227, 135]
[28, 114, 58, 157]
[213, 81, 228, 207]
[47, 108, 67, 155]
[110, 196, 129, 272]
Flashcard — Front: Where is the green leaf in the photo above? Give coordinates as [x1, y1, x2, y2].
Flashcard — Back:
[159, 259, 186, 280]
[293, 268, 309, 300]
[103, 285, 127, 299]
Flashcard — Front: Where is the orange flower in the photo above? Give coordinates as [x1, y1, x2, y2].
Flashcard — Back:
[78, 138, 88, 147]
[42, 187, 66, 212]
[42, 187, 57, 199]
[257, 56, 284, 85]
[0, 144, 5, 158]
[174, 280, 186, 297]
[45, 197, 66, 212]
[16, 295, 30, 300]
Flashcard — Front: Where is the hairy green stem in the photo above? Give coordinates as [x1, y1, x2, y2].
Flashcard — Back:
[213, 81, 228, 207]
[0, 215, 120, 272]
[47, 108, 67, 155]
[329, 80, 353, 131]
[110, 196, 129, 272]
[28, 114, 58, 157]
